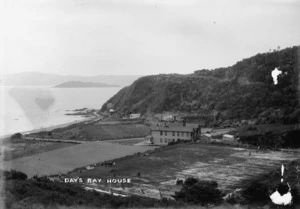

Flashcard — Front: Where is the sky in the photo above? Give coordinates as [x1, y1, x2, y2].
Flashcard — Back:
[1, 0, 300, 76]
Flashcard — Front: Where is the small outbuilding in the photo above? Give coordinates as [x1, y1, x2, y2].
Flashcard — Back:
[200, 133, 212, 142]
[129, 113, 141, 119]
[222, 134, 235, 142]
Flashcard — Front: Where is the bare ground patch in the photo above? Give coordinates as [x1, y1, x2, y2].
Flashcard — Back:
[66, 143, 299, 198]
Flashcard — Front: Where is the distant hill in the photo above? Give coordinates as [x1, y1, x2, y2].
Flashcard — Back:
[54, 81, 119, 88]
[1, 72, 141, 87]
[101, 46, 300, 126]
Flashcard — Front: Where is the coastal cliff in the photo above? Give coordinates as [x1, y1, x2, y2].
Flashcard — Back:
[101, 46, 300, 125]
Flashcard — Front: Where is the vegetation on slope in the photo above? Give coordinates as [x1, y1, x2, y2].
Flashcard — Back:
[173, 177, 223, 205]
[3, 171, 225, 208]
[3, 172, 184, 209]
[101, 46, 300, 126]
[238, 128, 300, 148]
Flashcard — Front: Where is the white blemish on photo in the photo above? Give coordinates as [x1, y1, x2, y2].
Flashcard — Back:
[271, 67, 282, 85]
[269, 165, 293, 206]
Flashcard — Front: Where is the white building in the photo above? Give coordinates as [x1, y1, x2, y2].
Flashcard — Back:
[155, 113, 182, 122]
[222, 134, 235, 142]
[107, 103, 114, 110]
[150, 126, 196, 145]
[162, 115, 174, 121]
[200, 133, 212, 142]
[129, 113, 141, 119]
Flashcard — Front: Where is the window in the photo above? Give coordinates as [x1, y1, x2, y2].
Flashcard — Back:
[165, 139, 167, 143]
[160, 131, 163, 136]
[172, 131, 175, 136]
[165, 131, 167, 136]
[181, 132, 184, 136]
[160, 138, 163, 143]
[177, 132, 180, 136]
[186, 132, 189, 137]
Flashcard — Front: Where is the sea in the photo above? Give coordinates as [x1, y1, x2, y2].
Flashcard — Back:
[0, 86, 122, 136]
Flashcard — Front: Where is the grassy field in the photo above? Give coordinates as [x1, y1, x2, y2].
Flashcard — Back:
[41, 123, 150, 141]
[105, 138, 149, 146]
[0, 141, 155, 178]
[1, 140, 75, 161]
[82, 124, 150, 141]
[67, 143, 299, 199]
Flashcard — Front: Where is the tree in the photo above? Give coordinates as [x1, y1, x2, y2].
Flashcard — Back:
[243, 181, 269, 201]
[173, 177, 223, 205]
[4, 170, 27, 180]
[10, 132, 22, 140]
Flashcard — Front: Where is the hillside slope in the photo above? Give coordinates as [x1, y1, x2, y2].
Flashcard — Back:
[101, 46, 300, 125]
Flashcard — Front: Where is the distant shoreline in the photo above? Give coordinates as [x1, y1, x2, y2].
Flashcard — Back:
[54, 81, 120, 88]
[0, 116, 92, 141]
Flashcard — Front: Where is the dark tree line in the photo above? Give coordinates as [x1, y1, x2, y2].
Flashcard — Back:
[239, 129, 300, 149]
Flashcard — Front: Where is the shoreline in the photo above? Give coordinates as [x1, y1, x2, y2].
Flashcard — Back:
[0, 116, 93, 141]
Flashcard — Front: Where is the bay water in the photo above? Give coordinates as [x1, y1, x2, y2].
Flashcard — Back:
[0, 86, 121, 136]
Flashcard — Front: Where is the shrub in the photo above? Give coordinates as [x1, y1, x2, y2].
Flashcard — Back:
[173, 177, 223, 205]
[239, 129, 300, 149]
[3, 170, 27, 180]
[5, 176, 184, 208]
[242, 181, 269, 202]
[10, 132, 22, 140]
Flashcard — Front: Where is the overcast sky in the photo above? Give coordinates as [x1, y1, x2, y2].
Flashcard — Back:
[2, 0, 300, 76]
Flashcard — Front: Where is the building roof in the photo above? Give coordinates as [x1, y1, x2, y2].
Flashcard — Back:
[223, 134, 234, 139]
[150, 125, 195, 132]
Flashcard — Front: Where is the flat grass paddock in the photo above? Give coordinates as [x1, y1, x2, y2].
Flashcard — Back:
[105, 138, 149, 146]
[82, 124, 150, 141]
[0, 142, 155, 178]
[29, 122, 150, 142]
[2, 140, 75, 161]
[68, 143, 299, 198]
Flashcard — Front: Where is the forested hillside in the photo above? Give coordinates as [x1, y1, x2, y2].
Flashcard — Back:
[101, 46, 300, 126]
